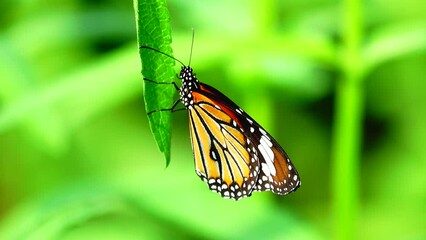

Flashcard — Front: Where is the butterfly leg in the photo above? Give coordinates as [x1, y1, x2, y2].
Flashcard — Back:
[143, 78, 179, 91]
[147, 99, 186, 115]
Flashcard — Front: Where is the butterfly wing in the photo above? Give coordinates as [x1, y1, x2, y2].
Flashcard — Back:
[238, 108, 301, 195]
[188, 92, 259, 200]
[188, 82, 300, 200]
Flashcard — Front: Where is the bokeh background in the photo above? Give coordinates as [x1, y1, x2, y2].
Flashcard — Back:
[1, 0, 425, 239]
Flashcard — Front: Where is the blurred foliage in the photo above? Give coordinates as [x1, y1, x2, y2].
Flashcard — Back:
[0, 0, 425, 239]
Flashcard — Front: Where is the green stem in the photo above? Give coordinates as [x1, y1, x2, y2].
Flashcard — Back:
[332, 78, 363, 240]
[332, 0, 363, 239]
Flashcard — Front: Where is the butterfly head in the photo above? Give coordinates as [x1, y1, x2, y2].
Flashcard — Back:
[180, 66, 198, 81]
[179, 66, 199, 108]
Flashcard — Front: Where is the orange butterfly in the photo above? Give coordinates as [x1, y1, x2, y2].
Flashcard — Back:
[141, 46, 301, 200]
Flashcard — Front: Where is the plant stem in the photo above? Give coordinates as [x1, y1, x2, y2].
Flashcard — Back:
[332, 0, 363, 239]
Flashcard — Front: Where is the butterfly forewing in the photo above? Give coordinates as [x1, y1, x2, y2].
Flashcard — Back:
[188, 91, 259, 200]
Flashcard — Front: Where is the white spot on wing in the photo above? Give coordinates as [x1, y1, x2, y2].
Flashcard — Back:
[259, 128, 271, 141]
[261, 163, 270, 176]
[260, 135, 273, 147]
[259, 142, 276, 176]
[259, 136, 274, 161]
[293, 175, 298, 181]
[232, 120, 237, 127]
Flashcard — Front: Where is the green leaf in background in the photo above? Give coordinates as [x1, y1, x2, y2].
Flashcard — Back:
[133, 0, 177, 165]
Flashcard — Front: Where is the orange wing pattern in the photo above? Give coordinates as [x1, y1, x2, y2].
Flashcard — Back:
[188, 95, 259, 199]
[185, 77, 300, 200]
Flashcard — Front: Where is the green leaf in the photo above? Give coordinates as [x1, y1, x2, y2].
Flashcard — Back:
[133, 0, 176, 166]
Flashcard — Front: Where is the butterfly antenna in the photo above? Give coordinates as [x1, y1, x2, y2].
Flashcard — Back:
[188, 28, 195, 67]
[139, 46, 185, 66]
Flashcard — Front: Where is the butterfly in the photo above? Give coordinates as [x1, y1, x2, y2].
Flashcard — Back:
[141, 45, 301, 200]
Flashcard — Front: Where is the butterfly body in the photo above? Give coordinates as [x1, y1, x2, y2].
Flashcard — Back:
[177, 66, 301, 200]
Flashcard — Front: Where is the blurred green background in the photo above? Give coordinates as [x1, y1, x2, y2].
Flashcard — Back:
[1, 0, 425, 239]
